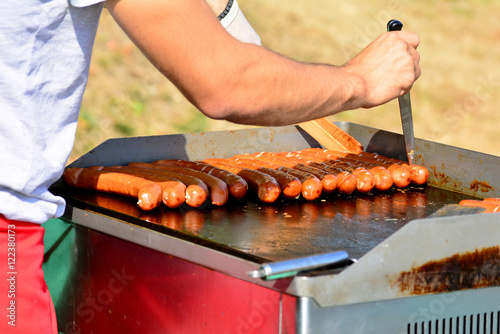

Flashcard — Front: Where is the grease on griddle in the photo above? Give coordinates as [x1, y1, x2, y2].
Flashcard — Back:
[395, 246, 500, 295]
[470, 179, 493, 193]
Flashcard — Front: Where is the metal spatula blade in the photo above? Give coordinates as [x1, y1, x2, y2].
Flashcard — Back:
[387, 19, 416, 165]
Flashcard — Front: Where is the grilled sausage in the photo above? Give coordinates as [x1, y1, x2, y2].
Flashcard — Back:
[277, 166, 322, 201]
[148, 162, 229, 206]
[293, 159, 357, 195]
[100, 166, 187, 209]
[299, 150, 396, 190]
[241, 153, 356, 195]
[237, 168, 282, 203]
[154, 159, 248, 201]
[300, 148, 411, 188]
[203, 160, 281, 203]
[221, 158, 301, 199]
[319, 160, 375, 193]
[232, 157, 320, 200]
[292, 163, 337, 194]
[250, 152, 337, 194]
[459, 199, 500, 213]
[319, 156, 393, 191]
[232, 156, 281, 169]
[63, 167, 162, 211]
[127, 163, 208, 208]
[360, 165, 393, 191]
[357, 151, 429, 185]
[256, 167, 302, 199]
[385, 164, 412, 189]
[350, 167, 376, 194]
[483, 197, 500, 205]
[280, 152, 370, 194]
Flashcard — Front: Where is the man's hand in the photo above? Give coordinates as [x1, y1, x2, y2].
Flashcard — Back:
[343, 31, 421, 109]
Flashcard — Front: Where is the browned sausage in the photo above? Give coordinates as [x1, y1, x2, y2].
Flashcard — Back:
[304, 162, 357, 195]
[357, 151, 429, 185]
[385, 164, 412, 189]
[232, 157, 318, 200]
[127, 163, 208, 208]
[235, 168, 281, 203]
[336, 153, 408, 189]
[240, 152, 338, 197]
[292, 163, 337, 194]
[203, 160, 281, 203]
[281, 152, 363, 194]
[149, 162, 229, 206]
[322, 157, 393, 191]
[336, 153, 409, 189]
[301, 149, 412, 188]
[334, 171, 357, 195]
[154, 159, 248, 201]
[407, 165, 429, 186]
[361, 165, 393, 192]
[350, 167, 376, 194]
[223, 158, 301, 199]
[257, 167, 302, 199]
[101, 166, 186, 209]
[459, 199, 500, 213]
[331, 151, 411, 188]
[202, 159, 244, 174]
[231, 156, 281, 169]
[483, 197, 500, 205]
[277, 166, 322, 201]
[320, 160, 375, 193]
[63, 167, 162, 211]
[299, 149, 397, 190]
[247, 152, 297, 168]
[249, 152, 337, 194]
[294, 159, 357, 194]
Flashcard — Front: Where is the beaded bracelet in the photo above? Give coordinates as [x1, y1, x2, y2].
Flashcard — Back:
[218, 0, 234, 20]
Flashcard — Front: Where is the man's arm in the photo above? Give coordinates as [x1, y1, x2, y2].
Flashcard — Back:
[205, 0, 227, 16]
[105, 0, 420, 126]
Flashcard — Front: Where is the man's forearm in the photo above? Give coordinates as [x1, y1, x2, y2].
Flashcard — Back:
[198, 46, 363, 125]
[205, 0, 228, 17]
[105, 0, 419, 126]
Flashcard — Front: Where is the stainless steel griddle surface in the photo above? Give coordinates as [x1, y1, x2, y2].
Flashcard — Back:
[56, 123, 499, 265]
[53, 183, 477, 263]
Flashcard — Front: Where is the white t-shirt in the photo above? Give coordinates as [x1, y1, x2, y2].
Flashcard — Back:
[0, 0, 260, 224]
[0, 0, 105, 224]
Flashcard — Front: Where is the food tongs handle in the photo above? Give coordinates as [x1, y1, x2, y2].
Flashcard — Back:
[247, 250, 353, 280]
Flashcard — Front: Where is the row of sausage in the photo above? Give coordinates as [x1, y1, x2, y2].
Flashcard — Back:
[62, 148, 429, 211]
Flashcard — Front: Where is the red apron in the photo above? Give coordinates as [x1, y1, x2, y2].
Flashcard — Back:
[0, 215, 57, 333]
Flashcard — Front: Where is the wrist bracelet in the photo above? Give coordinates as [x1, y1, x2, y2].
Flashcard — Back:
[218, 0, 234, 20]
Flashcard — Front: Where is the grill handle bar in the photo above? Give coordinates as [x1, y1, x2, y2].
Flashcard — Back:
[248, 250, 353, 280]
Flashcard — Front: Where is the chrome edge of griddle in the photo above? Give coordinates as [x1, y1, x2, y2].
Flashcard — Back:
[248, 250, 351, 280]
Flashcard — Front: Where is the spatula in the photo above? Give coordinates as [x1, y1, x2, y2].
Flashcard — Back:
[298, 117, 364, 154]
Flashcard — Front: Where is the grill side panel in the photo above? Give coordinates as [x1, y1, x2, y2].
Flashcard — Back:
[408, 311, 500, 334]
[297, 287, 500, 334]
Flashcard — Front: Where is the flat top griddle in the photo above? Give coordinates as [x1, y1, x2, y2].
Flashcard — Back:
[53, 182, 477, 263]
[53, 123, 500, 308]
[56, 122, 500, 267]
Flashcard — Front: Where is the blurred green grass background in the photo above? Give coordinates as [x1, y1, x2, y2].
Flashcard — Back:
[71, 0, 500, 162]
